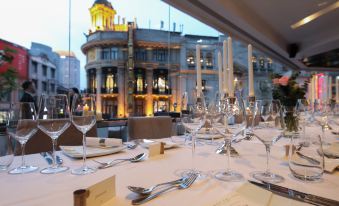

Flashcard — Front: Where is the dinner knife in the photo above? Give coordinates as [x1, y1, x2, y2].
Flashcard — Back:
[248, 180, 339, 206]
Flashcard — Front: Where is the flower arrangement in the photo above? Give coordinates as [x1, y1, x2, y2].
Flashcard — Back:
[0, 48, 17, 99]
[271, 71, 306, 132]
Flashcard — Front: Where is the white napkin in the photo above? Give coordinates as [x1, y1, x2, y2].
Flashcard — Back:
[86, 137, 122, 148]
[323, 142, 339, 158]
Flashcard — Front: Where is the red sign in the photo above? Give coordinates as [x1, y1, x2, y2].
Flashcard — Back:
[0, 39, 29, 79]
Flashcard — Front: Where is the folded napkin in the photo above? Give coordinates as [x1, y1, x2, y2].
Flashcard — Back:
[322, 142, 339, 158]
[86, 137, 122, 148]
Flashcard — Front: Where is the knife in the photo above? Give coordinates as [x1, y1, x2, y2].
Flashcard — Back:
[248, 180, 339, 206]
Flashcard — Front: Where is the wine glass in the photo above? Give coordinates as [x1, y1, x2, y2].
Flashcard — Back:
[214, 96, 246, 182]
[0, 111, 14, 171]
[260, 100, 271, 127]
[38, 95, 71, 174]
[205, 92, 223, 145]
[251, 127, 284, 183]
[71, 95, 97, 175]
[7, 102, 38, 174]
[296, 99, 311, 146]
[180, 91, 206, 178]
[244, 99, 260, 140]
[270, 100, 281, 126]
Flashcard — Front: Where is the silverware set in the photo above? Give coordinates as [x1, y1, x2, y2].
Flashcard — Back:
[93, 153, 146, 169]
[40, 152, 63, 165]
[249, 180, 339, 206]
[130, 173, 198, 205]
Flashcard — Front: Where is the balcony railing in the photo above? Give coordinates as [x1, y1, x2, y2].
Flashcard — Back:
[152, 88, 171, 95]
[101, 87, 119, 94]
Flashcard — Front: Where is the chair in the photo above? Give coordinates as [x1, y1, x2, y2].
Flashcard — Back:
[15, 124, 97, 155]
[127, 116, 172, 140]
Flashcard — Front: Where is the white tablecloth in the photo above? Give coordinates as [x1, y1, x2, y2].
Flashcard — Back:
[0, 131, 338, 206]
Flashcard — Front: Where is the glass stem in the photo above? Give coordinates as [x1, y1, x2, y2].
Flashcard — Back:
[226, 139, 231, 172]
[21, 143, 26, 168]
[82, 133, 87, 168]
[52, 139, 57, 168]
[191, 133, 196, 172]
[265, 144, 271, 174]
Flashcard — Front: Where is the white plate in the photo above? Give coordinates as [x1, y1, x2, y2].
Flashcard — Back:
[60, 145, 126, 158]
[140, 140, 179, 149]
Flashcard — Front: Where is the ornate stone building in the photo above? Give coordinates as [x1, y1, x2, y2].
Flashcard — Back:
[82, 0, 284, 118]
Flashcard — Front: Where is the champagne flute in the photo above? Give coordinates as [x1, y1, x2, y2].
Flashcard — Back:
[180, 91, 206, 178]
[296, 99, 311, 146]
[251, 127, 284, 183]
[8, 102, 38, 174]
[214, 96, 246, 181]
[71, 95, 97, 175]
[38, 95, 71, 174]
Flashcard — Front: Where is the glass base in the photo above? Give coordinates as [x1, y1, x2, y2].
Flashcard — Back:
[9, 165, 39, 174]
[181, 169, 207, 180]
[204, 140, 220, 146]
[251, 171, 284, 183]
[71, 166, 97, 175]
[215, 170, 244, 182]
[41, 166, 69, 174]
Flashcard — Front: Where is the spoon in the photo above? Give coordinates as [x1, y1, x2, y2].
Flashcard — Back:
[128, 177, 186, 196]
[94, 153, 146, 169]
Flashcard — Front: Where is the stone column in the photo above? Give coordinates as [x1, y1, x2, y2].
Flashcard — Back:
[146, 69, 153, 116]
[96, 68, 102, 115]
[117, 67, 125, 117]
[171, 73, 178, 112]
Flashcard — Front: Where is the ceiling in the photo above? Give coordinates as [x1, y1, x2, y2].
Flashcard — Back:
[164, 0, 339, 72]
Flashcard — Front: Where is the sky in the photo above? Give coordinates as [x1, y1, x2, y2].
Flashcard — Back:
[0, 0, 219, 89]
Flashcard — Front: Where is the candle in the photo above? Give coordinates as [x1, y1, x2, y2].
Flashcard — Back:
[196, 45, 202, 97]
[223, 40, 229, 94]
[217, 51, 223, 95]
[336, 76, 339, 103]
[315, 75, 318, 99]
[248, 44, 254, 96]
[227, 37, 234, 97]
[311, 75, 315, 105]
[328, 76, 332, 101]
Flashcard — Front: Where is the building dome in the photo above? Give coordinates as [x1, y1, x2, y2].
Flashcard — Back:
[93, 0, 113, 9]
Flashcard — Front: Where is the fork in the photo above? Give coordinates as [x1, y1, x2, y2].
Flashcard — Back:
[131, 173, 198, 205]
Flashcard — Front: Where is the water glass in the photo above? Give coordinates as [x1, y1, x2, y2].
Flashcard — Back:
[0, 133, 14, 171]
[289, 134, 324, 181]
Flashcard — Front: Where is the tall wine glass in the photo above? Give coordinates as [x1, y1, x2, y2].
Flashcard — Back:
[8, 102, 38, 174]
[260, 100, 271, 127]
[214, 96, 246, 181]
[244, 99, 260, 140]
[181, 91, 206, 178]
[71, 95, 97, 175]
[251, 127, 284, 183]
[38, 95, 71, 174]
[205, 92, 223, 145]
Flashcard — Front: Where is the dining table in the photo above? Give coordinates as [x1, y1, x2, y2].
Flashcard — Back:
[0, 126, 338, 206]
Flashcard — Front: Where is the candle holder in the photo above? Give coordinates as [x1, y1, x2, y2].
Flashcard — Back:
[245, 96, 256, 140]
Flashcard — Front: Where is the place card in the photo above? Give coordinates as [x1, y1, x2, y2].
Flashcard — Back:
[74, 175, 116, 206]
[148, 142, 165, 157]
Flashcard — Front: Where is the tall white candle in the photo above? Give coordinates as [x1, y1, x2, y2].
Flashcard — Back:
[223, 40, 229, 94]
[315, 75, 318, 99]
[311, 75, 315, 104]
[336, 76, 339, 103]
[323, 75, 328, 101]
[217, 51, 223, 95]
[328, 76, 332, 101]
[248, 44, 254, 96]
[227, 37, 234, 97]
[196, 45, 202, 97]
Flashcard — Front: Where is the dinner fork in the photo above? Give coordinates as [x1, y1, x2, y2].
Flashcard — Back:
[131, 173, 198, 205]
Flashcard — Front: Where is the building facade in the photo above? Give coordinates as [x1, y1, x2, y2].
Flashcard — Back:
[29, 43, 59, 97]
[82, 0, 284, 118]
[0, 38, 29, 109]
[55, 51, 80, 89]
